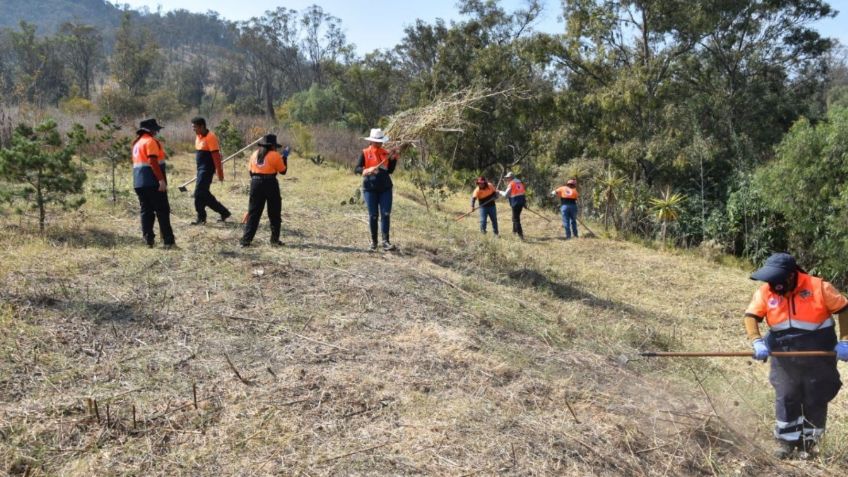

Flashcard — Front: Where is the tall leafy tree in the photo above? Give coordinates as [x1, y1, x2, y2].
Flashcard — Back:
[111, 13, 160, 96]
[58, 22, 103, 99]
[6, 21, 68, 105]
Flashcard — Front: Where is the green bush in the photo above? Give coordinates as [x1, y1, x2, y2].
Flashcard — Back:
[145, 88, 183, 120]
[98, 86, 145, 119]
[59, 96, 96, 115]
[753, 108, 848, 282]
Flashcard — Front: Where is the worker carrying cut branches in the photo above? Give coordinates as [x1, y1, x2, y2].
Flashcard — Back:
[354, 128, 399, 252]
[744, 252, 848, 459]
[499, 172, 526, 240]
[471, 176, 499, 236]
[551, 179, 579, 239]
[189, 117, 231, 225]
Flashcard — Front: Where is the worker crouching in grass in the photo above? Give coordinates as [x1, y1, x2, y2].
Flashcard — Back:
[471, 176, 499, 236]
[354, 128, 398, 252]
[745, 252, 848, 459]
[131, 118, 175, 248]
[240, 134, 287, 247]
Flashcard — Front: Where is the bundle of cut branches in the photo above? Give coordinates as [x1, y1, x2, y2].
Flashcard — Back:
[384, 87, 521, 145]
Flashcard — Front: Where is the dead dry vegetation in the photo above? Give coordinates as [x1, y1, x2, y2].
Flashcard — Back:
[2, 155, 848, 476]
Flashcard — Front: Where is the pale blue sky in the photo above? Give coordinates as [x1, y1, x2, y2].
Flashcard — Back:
[116, 0, 848, 55]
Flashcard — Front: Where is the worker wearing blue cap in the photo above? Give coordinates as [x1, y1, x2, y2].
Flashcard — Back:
[744, 252, 848, 459]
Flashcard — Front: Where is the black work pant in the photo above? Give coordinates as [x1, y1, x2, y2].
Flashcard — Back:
[241, 176, 281, 244]
[194, 168, 229, 221]
[511, 204, 524, 237]
[767, 328, 841, 443]
[135, 186, 175, 245]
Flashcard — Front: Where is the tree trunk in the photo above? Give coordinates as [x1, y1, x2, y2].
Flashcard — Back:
[111, 158, 117, 203]
[36, 173, 45, 233]
[264, 77, 276, 120]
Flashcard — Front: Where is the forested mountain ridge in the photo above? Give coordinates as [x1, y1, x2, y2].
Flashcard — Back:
[0, 0, 236, 49]
[0, 0, 124, 35]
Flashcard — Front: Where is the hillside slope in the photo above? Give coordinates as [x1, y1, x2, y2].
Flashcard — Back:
[1, 155, 845, 476]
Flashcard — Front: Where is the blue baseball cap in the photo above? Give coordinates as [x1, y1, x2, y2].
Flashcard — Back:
[750, 253, 798, 283]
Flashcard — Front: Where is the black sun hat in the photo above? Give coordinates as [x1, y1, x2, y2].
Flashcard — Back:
[750, 253, 801, 283]
[137, 118, 164, 134]
[258, 134, 282, 148]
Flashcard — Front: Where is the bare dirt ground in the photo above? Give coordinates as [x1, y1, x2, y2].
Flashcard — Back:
[2, 155, 847, 476]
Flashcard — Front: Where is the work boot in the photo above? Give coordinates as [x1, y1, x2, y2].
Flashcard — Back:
[369, 242, 378, 252]
[144, 235, 155, 248]
[773, 440, 796, 460]
[239, 240, 251, 248]
[217, 211, 232, 223]
[190, 218, 206, 226]
[797, 439, 818, 460]
[382, 240, 396, 251]
[270, 239, 283, 247]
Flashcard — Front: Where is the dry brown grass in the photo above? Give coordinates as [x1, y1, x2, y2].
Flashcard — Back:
[1, 155, 846, 476]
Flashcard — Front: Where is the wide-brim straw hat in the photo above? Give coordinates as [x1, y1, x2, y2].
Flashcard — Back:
[362, 128, 389, 143]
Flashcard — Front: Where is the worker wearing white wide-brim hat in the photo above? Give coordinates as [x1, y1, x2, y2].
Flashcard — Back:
[498, 172, 526, 240]
[354, 128, 400, 251]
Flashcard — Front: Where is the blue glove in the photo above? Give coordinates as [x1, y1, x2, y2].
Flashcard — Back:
[752, 338, 769, 361]
[835, 341, 848, 361]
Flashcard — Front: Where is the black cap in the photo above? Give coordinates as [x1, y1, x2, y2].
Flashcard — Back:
[751, 253, 798, 283]
[258, 134, 282, 148]
[138, 118, 164, 133]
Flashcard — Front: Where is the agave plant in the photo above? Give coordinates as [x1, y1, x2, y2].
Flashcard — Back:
[650, 187, 686, 244]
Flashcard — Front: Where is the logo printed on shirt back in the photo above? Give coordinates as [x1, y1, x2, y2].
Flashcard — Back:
[799, 289, 812, 299]
[768, 296, 780, 309]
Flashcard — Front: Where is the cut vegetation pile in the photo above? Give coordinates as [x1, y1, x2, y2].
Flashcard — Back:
[383, 87, 520, 144]
[1, 155, 847, 476]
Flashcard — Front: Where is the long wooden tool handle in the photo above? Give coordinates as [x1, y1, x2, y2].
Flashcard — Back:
[641, 351, 836, 357]
[523, 206, 553, 223]
[179, 135, 265, 189]
[455, 196, 497, 222]
[576, 217, 596, 236]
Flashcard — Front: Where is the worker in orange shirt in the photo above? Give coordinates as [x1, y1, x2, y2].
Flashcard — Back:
[131, 118, 175, 248]
[745, 253, 848, 459]
[240, 134, 287, 247]
[190, 117, 231, 225]
[471, 176, 499, 236]
[552, 179, 579, 239]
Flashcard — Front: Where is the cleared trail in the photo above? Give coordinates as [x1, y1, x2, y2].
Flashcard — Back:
[0, 155, 842, 475]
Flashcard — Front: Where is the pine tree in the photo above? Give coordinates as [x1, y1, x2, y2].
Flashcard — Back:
[94, 115, 130, 203]
[0, 119, 86, 232]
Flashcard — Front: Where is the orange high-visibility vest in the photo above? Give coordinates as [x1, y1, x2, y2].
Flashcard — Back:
[249, 150, 286, 175]
[746, 273, 847, 332]
[473, 184, 497, 202]
[132, 134, 166, 188]
[362, 145, 390, 170]
[555, 186, 578, 200]
[507, 179, 526, 197]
